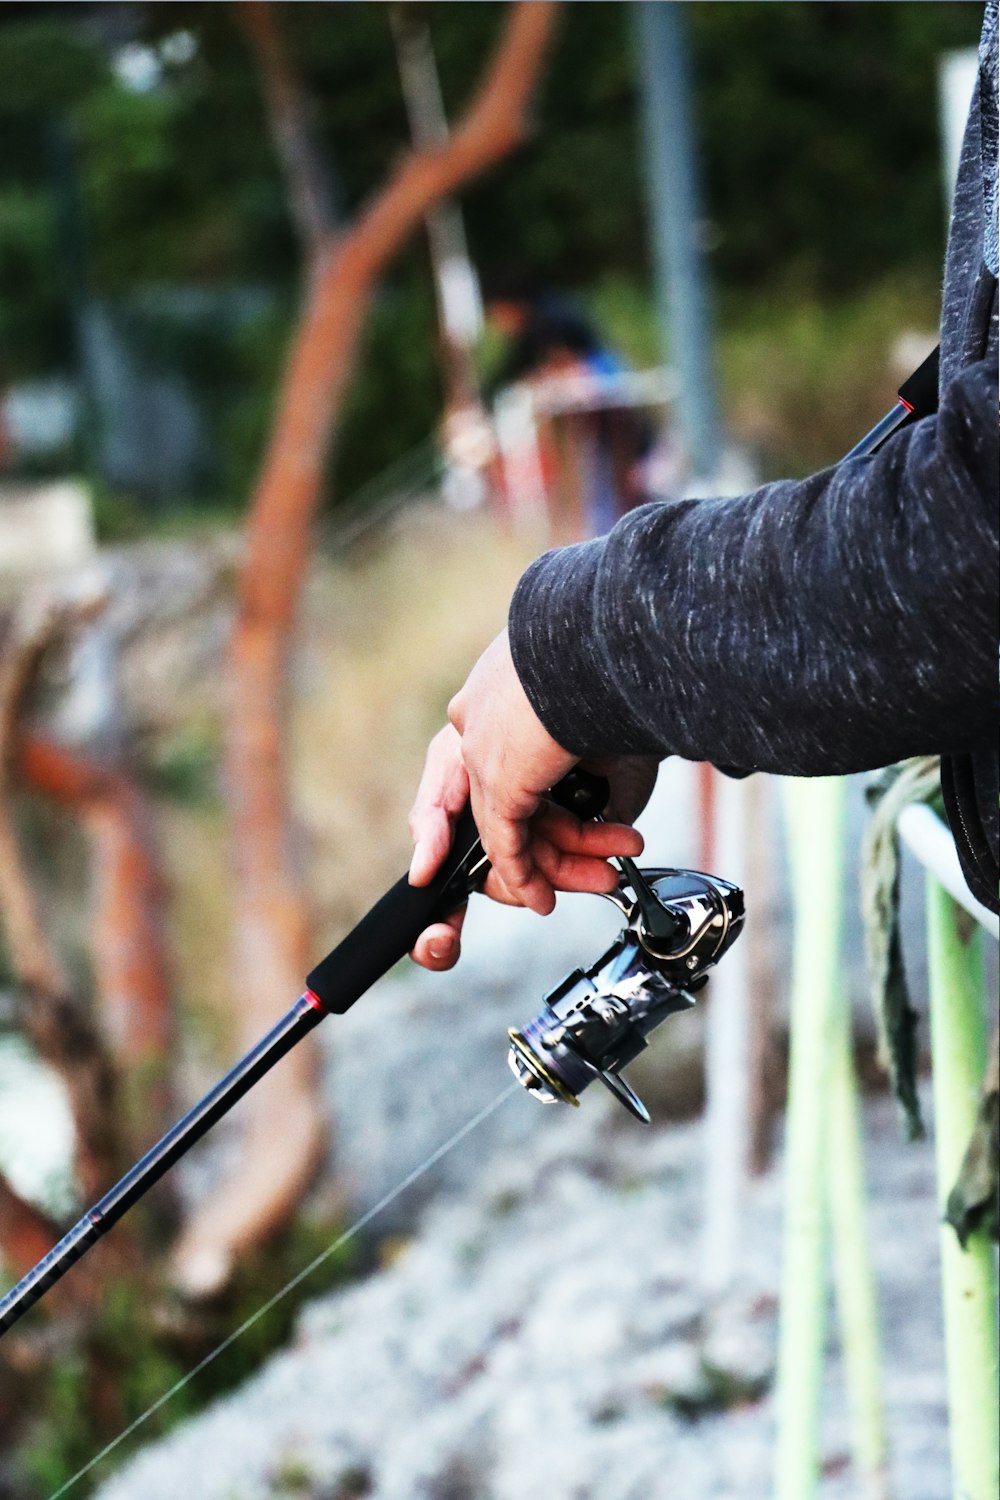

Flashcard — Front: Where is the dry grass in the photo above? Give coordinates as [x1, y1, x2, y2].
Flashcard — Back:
[158, 802, 235, 1064]
[294, 505, 539, 937]
[158, 503, 539, 1060]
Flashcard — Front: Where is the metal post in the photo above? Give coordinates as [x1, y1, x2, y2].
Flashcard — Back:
[701, 769, 750, 1304]
[828, 991, 892, 1500]
[633, 1, 720, 483]
[925, 880, 999, 1500]
[774, 776, 845, 1500]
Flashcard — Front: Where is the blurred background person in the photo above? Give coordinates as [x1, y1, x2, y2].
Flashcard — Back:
[484, 276, 656, 539]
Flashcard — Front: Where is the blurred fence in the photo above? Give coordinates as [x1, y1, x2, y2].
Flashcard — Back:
[775, 778, 998, 1500]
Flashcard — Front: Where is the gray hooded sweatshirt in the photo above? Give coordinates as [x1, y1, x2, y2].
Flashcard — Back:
[508, 3, 999, 912]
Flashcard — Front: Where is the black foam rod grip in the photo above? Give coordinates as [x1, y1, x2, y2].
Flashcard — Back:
[305, 767, 609, 1016]
[305, 802, 481, 1015]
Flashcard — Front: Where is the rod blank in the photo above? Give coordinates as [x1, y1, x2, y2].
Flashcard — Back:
[0, 995, 324, 1338]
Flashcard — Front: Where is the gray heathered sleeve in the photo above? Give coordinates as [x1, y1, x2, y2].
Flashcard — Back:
[508, 357, 998, 777]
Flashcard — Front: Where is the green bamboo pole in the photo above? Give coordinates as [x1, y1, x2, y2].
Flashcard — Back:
[925, 879, 999, 1500]
[828, 992, 892, 1500]
[775, 776, 845, 1500]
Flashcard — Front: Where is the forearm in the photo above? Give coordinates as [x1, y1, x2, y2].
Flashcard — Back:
[509, 359, 998, 776]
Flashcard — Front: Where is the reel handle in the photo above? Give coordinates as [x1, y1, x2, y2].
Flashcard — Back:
[305, 767, 609, 1016]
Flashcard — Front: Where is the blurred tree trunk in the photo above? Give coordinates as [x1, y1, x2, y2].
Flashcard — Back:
[0, 1176, 61, 1280]
[0, 594, 174, 1328]
[0, 599, 121, 1203]
[19, 736, 174, 1134]
[170, 0, 560, 1296]
[235, 0, 338, 262]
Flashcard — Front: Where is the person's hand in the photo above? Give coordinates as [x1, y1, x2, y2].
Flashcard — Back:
[407, 630, 659, 970]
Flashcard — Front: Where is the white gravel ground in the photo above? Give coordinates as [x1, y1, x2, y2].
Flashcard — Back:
[93, 1077, 949, 1500]
[91, 769, 955, 1500]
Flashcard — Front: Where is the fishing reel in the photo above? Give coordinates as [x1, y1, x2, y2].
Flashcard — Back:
[507, 864, 744, 1123]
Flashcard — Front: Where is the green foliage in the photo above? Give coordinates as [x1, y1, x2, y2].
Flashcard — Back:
[0, 0, 985, 516]
[0, 19, 105, 116]
[716, 272, 942, 474]
[144, 721, 222, 806]
[89, 479, 149, 541]
[588, 274, 663, 369]
[588, 268, 943, 476]
[335, 265, 440, 502]
[215, 295, 293, 504]
[0, 185, 68, 377]
[266, 1452, 375, 1500]
[18, 1351, 92, 1493]
[653, 1355, 771, 1421]
[76, 85, 190, 290]
[12, 1214, 360, 1498]
[0, 928, 13, 991]
[454, 3, 647, 287]
[688, 0, 983, 294]
[17, 1280, 187, 1495]
[271, 1453, 319, 1496]
[945, 1087, 1000, 1247]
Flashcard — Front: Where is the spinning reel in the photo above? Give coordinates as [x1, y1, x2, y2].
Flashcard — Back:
[507, 863, 744, 1122]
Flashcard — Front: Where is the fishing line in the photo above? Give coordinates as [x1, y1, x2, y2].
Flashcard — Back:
[47, 1083, 518, 1500]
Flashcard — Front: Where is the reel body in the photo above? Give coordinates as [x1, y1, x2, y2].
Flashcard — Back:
[507, 868, 744, 1122]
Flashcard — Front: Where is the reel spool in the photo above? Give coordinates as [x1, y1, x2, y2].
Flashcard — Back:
[507, 868, 744, 1123]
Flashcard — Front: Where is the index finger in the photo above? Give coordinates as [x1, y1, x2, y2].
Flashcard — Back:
[408, 725, 470, 886]
[532, 801, 645, 857]
[469, 779, 555, 915]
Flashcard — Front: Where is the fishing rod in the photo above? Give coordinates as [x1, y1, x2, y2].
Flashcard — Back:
[0, 343, 939, 1341]
[843, 342, 939, 459]
[0, 766, 746, 1338]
